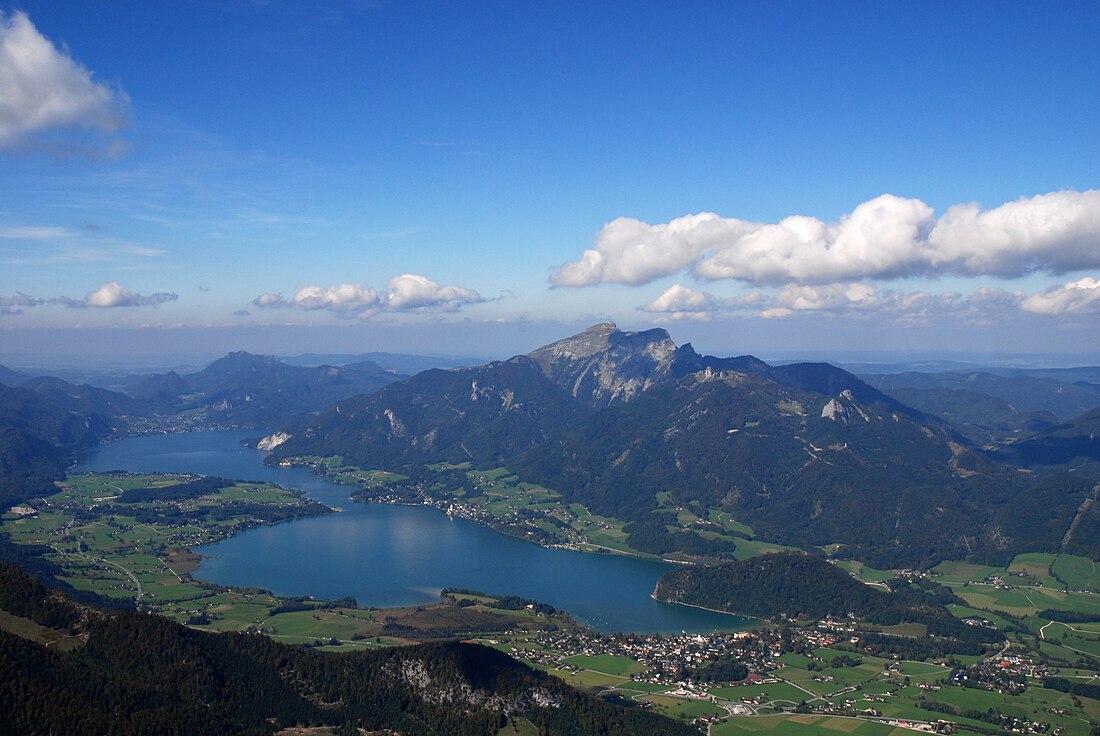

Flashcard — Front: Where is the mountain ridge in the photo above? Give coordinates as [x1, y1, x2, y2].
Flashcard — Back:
[270, 323, 1059, 568]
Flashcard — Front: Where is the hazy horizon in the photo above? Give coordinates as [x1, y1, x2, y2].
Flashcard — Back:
[3, 320, 1099, 374]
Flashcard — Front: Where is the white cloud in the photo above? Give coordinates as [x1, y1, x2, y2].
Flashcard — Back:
[293, 283, 381, 314]
[252, 274, 484, 318]
[552, 213, 738, 287]
[553, 190, 1100, 288]
[82, 281, 178, 307]
[0, 11, 129, 150]
[1021, 277, 1100, 315]
[637, 281, 1027, 326]
[773, 282, 880, 312]
[639, 284, 769, 321]
[0, 281, 177, 312]
[642, 284, 720, 313]
[386, 273, 484, 311]
[252, 292, 287, 308]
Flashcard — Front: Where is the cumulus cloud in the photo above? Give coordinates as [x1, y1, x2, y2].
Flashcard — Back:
[0, 11, 129, 151]
[385, 273, 483, 311]
[252, 292, 286, 308]
[81, 281, 177, 308]
[643, 284, 721, 313]
[292, 283, 382, 314]
[1022, 277, 1100, 315]
[554, 191, 1100, 288]
[252, 274, 484, 318]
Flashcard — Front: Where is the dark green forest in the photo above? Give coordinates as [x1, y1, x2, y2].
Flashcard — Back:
[654, 552, 1005, 648]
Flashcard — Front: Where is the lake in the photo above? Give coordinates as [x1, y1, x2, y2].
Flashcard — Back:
[75, 430, 753, 633]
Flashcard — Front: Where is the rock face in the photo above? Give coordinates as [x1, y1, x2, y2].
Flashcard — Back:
[820, 389, 872, 424]
[257, 431, 291, 451]
[526, 322, 681, 406]
[388, 657, 560, 714]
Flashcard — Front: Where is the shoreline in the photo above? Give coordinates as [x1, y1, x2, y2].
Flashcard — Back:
[650, 587, 763, 627]
[285, 456, 667, 562]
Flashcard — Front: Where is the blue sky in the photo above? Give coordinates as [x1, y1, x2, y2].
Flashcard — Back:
[1, 1, 1098, 364]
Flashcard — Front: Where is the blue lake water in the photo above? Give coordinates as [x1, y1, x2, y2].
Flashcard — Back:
[75, 430, 753, 633]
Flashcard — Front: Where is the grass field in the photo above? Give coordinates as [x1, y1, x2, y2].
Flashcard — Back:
[643, 694, 725, 719]
[1, 473, 328, 613]
[0, 610, 82, 651]
[834, 561, 896, 584]
[1053, 555, 1100, 593]
[711, 681, 814, 704]
[549, 667, 628, 689]
[930, 560, 1003, 584]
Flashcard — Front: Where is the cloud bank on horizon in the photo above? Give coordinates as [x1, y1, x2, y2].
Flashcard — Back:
[553, 191, 1100, 289]
[0, 10, 128, 152]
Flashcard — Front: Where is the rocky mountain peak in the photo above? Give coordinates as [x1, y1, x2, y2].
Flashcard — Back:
[821, 389, 873, 424]
[525, 323, 679, 406]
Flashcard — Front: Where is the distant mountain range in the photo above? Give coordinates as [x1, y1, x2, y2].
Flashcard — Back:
[0, 364, 29, 387]
[0, 352, 406, 509]
[271, 323, 1100, 568]
[1, 352, 404, 427]
[281, 350, 481, 374]
[862, 370, 1100, 422]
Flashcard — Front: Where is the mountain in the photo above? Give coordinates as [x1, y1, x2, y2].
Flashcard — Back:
[511, 364, 1023, 567]
[0, 562, 691, 736]
[0, 379, 124, 449]
[283, 350, 480, 374]
[0, 381, 122, 508]
[19, 376, 142, 421]
[0, 364, 28, 387]
[526, 322, 683, 406]
[108, 352, 407, 426]
[994, 406, 1100, 471]
[178, 352, 404, 424]
[862, 370, 1100, 422]
[129, 370, 191, 412]
[273, 323, 1052, 568]
[867, 386, 1059, 445]
[282, 355, 583, 468]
